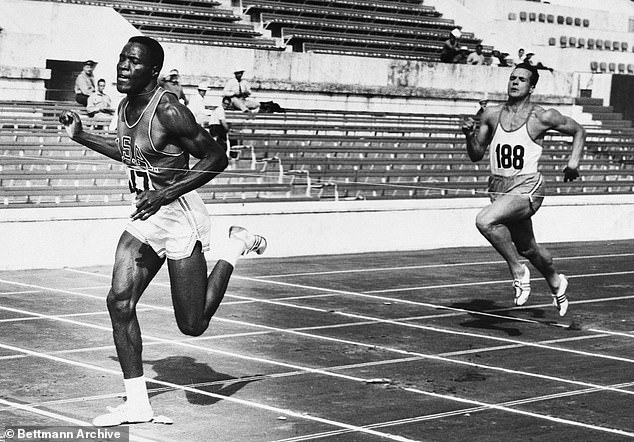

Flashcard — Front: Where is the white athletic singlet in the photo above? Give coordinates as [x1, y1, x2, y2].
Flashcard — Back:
[488, 109, 543, 177]
[116, 87, 190, 193]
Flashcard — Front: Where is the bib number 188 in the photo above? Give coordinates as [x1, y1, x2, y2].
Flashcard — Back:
[495, 144, 525, 170]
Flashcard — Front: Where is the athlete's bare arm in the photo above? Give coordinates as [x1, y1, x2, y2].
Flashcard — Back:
[59, 110, 122, 161]
[462, 106, 499, 162]
[131, 96, 228, 221]
[538, 108, 586, 172]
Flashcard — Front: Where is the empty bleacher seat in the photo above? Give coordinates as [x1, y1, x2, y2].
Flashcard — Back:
[569, 36, 576, 47]
[621, 42, 629, 52]
[609, 62, 616, 72]
[604, 40, 612, 51]
[590, 61, 599, 72]
[528, 12, 536, 22]
[566, 17, 573, 25]
[613, 41, 621, 51]
[618, 63, 626, 73]
[578, 37, 585, 48]
[583, 18, 590, 27]
[596, 39, 603, 49]
[599, 61, 607, 72]
[538, 13, 545, 22]
[560, 36, 567, 47]
[519, 11, 527, 21]
[628, 64, 634, 74]
[547, 14, 554, 23]
[557, 15, 564, 24]
[508, 12, 517, 20]
[587, 38, 595, 49]
[548, 37, 556, 46]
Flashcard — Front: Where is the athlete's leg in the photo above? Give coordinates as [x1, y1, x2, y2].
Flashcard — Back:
[475, 193, 533, 279]
[93, 231, 165, 426]
[108, 231, 165, 378]
[508, 218, 561, 292]
[167, 242, 234, 336]
[167, 227, 267, 337]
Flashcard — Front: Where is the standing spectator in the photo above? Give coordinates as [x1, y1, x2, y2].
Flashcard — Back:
[222, 68, 260, 115]
[74, 60, 97, 106]
[440, 28, 461, 63]
[208, 99, 229, 151]
[467, 44, 486, 65]
[474, 99, 488, 122]
[188, 80, 212, 127]
[86, 78, 115, 128]
[160, 69, 188, 105]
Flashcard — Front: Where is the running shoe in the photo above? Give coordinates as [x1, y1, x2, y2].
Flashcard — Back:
[552, 274, 569, 317]
[92, 403, 153, 427]
[229, 226, 267, 255]
[513, 264, 531, 306]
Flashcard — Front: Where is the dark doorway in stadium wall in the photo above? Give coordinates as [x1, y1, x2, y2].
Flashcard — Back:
[45, 59, 85, 101]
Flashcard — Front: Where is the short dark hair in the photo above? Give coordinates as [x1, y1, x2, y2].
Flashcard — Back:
[97, 78, 106, 85]
[128, 36, 164, 73]
[514, 62, 540, 86]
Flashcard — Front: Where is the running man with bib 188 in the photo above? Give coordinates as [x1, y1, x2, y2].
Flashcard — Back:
[461, 63, 585, 317]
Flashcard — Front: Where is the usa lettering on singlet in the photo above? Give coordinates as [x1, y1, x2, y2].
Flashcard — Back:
[488, 110, 543, 177]
[115, 87, 189, 194]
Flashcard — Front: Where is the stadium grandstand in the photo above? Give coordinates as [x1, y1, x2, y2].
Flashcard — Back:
[0, 0, 633, 265]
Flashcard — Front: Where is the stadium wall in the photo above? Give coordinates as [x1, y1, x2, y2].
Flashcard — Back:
[2, 195, 634, 270]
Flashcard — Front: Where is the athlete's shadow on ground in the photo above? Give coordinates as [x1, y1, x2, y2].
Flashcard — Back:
[450, 299, 547, 336]
[111, 355, 259, 406]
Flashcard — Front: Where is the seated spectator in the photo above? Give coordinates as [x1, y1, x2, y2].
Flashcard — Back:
[222, 68, 260, 115]
[467, 44, 486, 65]
[453, 46, 470, 64]
[440, 28, 461, 63]
[86, 78, 115, 128]
[526, 53, 554, 72]
[160, 68, 188, 105]
[490, 50, 510, 67]
[74, 60, 97, 106]
[188, 80, 212, 127]
[514, 48, 526, 66]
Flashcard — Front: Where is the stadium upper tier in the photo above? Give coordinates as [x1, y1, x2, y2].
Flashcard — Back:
[0, 100, 632, 207]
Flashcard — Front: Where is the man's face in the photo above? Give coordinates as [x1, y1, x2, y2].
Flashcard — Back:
[97, 81, 106, 93]
[508, 67, 534, 98]
[116, 42, 156, 94]
[84, 64, 94, 75]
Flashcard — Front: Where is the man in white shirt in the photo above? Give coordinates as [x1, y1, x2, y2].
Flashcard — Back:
[222, 69, 259, 115]
[188, 80, 212, 127]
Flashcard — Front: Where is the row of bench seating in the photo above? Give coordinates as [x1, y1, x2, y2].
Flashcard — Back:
[551, 36, 632, 51]
[1, 101, 632, 206]
[509, 12, 590, 27]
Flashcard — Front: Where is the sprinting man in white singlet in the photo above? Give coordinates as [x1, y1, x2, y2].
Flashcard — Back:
[462, 63, 585, 317]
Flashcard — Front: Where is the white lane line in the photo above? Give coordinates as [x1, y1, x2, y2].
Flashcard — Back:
[363, 270, 634, 294]
[0, 398, 160, 442]
[257, 253, 634, 278]
[2, 285, 634, 437]
[0, 342, 417, 442]
[2, 301, 634, 400]
[3, 340, 634, 440]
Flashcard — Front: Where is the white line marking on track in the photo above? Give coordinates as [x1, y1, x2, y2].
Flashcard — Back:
[0, 398, 160, 442]
[3, 276, 634, 437]
[0, 341, 417, 442]
[257, 253, 634, 279]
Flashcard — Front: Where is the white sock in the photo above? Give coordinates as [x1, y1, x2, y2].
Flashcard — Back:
[219, 238, 246, 267]
[124, 376, 151, 409]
